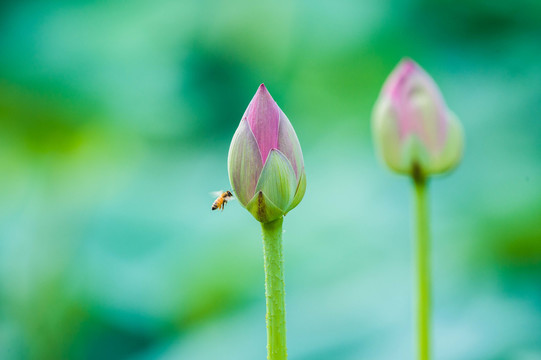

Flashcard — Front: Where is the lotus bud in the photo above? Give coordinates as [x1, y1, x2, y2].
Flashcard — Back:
[372, 58, 464, 178]
[228, 84, 306, 223]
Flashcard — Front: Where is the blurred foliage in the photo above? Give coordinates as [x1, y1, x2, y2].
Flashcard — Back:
[0, 0, 540, 359]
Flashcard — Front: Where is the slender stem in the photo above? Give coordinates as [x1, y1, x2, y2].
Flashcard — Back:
[413, 174, 430, 360]
[261, 217, 287, 360]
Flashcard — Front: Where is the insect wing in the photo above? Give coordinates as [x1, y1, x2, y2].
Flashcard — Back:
[209, 190, 224, 198]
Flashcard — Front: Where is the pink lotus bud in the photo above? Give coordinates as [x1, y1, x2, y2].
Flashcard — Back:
[228, 84, 306, 223]
[372, 59, 464, 177]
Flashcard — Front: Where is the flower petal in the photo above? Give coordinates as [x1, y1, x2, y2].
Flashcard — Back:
[400, 135, 431, 175]
[429, 111, 464, 174]
[372, 97, 408, 173]
[245, 191, 284, 223]
[285, 167, 306, 214]
[373, 58, 463, 177]
[277, 111, 304, 179]
[384, 59, 447, 151]
[245, 84, 280, 164]
[255, 149, 297, 212]
[228, 118, 263, 207]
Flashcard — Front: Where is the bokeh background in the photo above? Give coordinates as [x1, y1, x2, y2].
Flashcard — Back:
[1, 0, 540, 359]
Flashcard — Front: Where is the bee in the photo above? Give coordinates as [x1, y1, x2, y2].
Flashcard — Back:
[211, 190, 234, 211]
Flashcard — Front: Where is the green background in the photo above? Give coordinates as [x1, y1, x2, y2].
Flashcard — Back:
[1, 0, 540, 359]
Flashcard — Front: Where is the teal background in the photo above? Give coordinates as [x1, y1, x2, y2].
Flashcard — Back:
[1, 1, 540, 359]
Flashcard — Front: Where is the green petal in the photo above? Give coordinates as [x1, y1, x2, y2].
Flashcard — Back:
[285, 167, 306, 214]
[228, 119, 263, 207]
[430, 111, 464, 174]
[372, 97, 408, 174]
[245, 191, 284, 223]
[278, 112, 304, 179]
[255, 149, 297, 212]
[401, 135, 431, 175]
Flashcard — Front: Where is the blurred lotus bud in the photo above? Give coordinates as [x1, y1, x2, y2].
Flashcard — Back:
[228, 84, 306, 223]
[372, 58, 464, 177]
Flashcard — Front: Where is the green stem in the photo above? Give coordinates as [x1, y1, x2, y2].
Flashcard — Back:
[413, 174, 430, 360]
[261, 217, 287, 360]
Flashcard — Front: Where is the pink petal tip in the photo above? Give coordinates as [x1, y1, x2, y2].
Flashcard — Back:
[246, 84, 281, 164]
